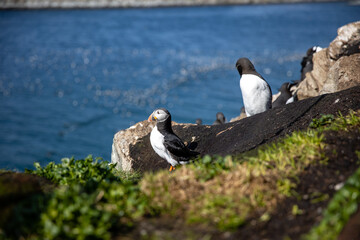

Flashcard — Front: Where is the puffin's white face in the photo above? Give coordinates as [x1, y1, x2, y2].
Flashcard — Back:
[148, 108, 170, 122]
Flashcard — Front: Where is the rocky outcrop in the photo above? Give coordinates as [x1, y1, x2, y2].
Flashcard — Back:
[111, 120, 155, 171]
[111, 86, 360, 172]
[328, 22, 360, 61]
[297, 21, 360, 99]
[296, 49, 331, 99]
[111, 120, 198, 171]
[321, 54, 360, 94]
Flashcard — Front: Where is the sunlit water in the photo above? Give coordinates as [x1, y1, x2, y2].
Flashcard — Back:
[0, 2, 359, 170]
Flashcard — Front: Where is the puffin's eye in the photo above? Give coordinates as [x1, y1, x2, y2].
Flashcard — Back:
[157, 111, 160, 114]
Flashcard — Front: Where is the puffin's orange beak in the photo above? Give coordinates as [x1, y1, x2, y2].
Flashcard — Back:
[148, 114, 153, 122]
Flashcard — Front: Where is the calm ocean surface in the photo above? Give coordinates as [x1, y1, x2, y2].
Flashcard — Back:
[0, 2, 359, 170]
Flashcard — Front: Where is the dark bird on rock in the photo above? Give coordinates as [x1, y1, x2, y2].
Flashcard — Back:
[301, 46, 322, 81]
[236, 58, 272, 117]
[148, 108, 198, 172]
[213, 112, 226, 125]
[272, 82, 297, 108]
[196, 118, 202, 125]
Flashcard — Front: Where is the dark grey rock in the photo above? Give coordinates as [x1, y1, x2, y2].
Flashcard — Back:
[112, 86, 360, 172]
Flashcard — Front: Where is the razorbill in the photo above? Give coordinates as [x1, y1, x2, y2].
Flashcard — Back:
[213, 112, 226, 125]
[301, 46, 322, 80]
[148, 108, 198, 171]
[196, 118, 203, 125]
[272, 82, 297, 108]
[236, 58, 272, 117]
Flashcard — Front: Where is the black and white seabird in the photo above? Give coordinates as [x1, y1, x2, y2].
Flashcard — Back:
[148, 108, 198, 172]
[300, 46, 322, 81]
[213, 112, 226, 125]
[272, 82, 297, 108]
[236, 58, 272, 117]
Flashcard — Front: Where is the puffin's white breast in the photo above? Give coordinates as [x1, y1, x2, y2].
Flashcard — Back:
[150, 126, 178, 166]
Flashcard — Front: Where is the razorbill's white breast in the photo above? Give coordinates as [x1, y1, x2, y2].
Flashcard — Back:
[236, 58, 272, 117]
[272, 82, 297, 108]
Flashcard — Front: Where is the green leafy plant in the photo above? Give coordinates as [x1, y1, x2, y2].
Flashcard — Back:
[40, 181, 149, 240]
[309, 114, 335, 129]
[303, 166, 360, 240]
[3, 156, 151, 240]
[26, 156, 123, 185]
[310, 110, 360, 131]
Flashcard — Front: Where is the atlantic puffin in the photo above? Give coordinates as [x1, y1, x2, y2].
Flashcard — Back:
[148, 108, 198, 171]
[213, 112, 226, 125]
[236, 58, 272, 117]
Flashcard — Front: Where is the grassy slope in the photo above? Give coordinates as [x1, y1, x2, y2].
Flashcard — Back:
[0, 110, 359, 239]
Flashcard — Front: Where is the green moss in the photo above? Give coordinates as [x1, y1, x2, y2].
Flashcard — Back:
[142, 129, 326, 230]
[191, 155, 234, 181]
[187, 193, 250, 230]
[310, 110, 360, 132]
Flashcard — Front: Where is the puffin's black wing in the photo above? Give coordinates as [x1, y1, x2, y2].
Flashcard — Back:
[163, 134, 197, 161]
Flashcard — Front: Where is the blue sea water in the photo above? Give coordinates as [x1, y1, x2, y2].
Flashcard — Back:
[0, 2, 359, 170]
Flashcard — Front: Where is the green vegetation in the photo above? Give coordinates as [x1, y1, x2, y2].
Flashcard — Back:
[303, 167, 360, 240]
[309, 114, 335, 129]
[26, 156, 142, 185]
[309, 110, 360, 131]
[2, 156, 152, 240]
[1, 111, 359, 239]
[141, 130, 326, 230]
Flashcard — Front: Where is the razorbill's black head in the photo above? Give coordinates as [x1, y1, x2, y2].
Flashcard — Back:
[213, 112, 225, 125]
[235, 58, 272, 117]
[148, 108, 198, 172]
[236, 58, 261, 78]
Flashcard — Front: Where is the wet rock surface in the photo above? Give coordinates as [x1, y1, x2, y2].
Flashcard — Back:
[112, 86, 360, 172]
